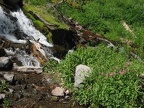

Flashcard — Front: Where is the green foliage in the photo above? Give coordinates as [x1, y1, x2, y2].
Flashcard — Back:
[0, 80, 10, 108]
[3, 98, 10, 108]
[44, 59, 59, 73]
[57, 0, 144, 47]
[0, 80, 7, 92]
[58, 45, 144, 107]
[24, 0, 51, 5]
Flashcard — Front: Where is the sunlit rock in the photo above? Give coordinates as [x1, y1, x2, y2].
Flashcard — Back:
[3, 73, 14, 82]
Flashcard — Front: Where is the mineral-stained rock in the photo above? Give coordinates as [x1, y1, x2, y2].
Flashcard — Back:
[0, 57, 13, 70]
[13, 65, 43, 74]
[74, 64, 91, 88]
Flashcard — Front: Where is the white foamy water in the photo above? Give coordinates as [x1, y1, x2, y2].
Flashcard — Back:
[15, 50, 40, 66]
[11, 9, 53, 47]
[0, 6, 54, 66]
[0, 6, 26, 43]
[0, 6, 53, 47]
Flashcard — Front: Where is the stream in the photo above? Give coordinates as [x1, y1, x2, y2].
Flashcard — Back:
[0, 3, 87, 107]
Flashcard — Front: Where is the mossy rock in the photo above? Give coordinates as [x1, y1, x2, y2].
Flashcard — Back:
[42, 26, 50, 35]
[33, 20, 44, 31]
[46, 32, 53, 43]
[26, 13, 36, 21]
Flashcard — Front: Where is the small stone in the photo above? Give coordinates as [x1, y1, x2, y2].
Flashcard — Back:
[51, 87, 64, 96]
[65, 96, 70, 99]
[8, 88, 14, 93]
[0, 94, 5, 99]
[46, 78, 52, 83]
[4, 73, 14, 82]
[65, 89, 71, 95]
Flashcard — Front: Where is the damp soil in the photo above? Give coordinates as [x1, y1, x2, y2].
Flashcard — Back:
[0, 71, 86, 108]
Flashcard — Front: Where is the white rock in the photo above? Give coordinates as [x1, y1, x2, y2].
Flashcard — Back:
[0, 94, 5, 99]
[74, 64, 91, 88]
[51, 87, 64, 96]
[4, 73, 14, 82]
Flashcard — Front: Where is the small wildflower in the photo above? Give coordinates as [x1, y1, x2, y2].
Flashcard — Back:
[138, 84, 142, 88]
[113, 72, 116, 76]
[114, 66, 118, 70]
[106, 73, 109, 78]
[119, 70, 126, 75]
[109, 73, 114, 76]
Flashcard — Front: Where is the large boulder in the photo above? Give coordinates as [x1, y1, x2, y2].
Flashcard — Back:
[74, 64, 91, 88]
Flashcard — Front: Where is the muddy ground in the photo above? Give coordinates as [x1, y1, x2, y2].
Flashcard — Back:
[0, 71, 87, 108]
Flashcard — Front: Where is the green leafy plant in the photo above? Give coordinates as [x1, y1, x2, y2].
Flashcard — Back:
[0, 80, 10, 108]
[58, 45, 144, 107]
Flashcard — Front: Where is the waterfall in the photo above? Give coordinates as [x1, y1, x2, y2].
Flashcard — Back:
[0, 6, 53, 66]
[11, 9, 53, 47]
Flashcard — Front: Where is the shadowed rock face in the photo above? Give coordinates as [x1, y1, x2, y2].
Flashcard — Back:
[3, 0, 23, 8]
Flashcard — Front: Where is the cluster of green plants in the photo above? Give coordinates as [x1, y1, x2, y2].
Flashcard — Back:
[24, 0, 51, 5]
[57, 45, 144, 108]
[0, 80, 10, 108]
[23, 0, 67, 43]
[57, 0, 144, 48]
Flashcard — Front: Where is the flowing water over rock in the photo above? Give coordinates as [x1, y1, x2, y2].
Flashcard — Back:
[0, 6, 53, 66]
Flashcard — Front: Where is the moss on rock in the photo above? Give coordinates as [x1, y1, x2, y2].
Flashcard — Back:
[33, 20, 44, 31]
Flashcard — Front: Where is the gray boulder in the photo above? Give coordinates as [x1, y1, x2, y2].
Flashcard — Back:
[74, 64, 91, 88]
[0, 57, 13, 70]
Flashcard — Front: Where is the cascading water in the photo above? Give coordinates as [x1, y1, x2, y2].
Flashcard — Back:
[11, 9, 53, 47]
[0, 6, 53, 66]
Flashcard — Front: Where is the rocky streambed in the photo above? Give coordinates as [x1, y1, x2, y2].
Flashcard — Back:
[0, 70, 87, 108]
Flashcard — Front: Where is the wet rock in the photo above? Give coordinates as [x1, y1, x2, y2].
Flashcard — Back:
[0, 57, 13, 70]
[0, 48, 6, 57]
[51, 87, 64, 96]
[3, 73, 14, 82]
[74, 64, 91, 88]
